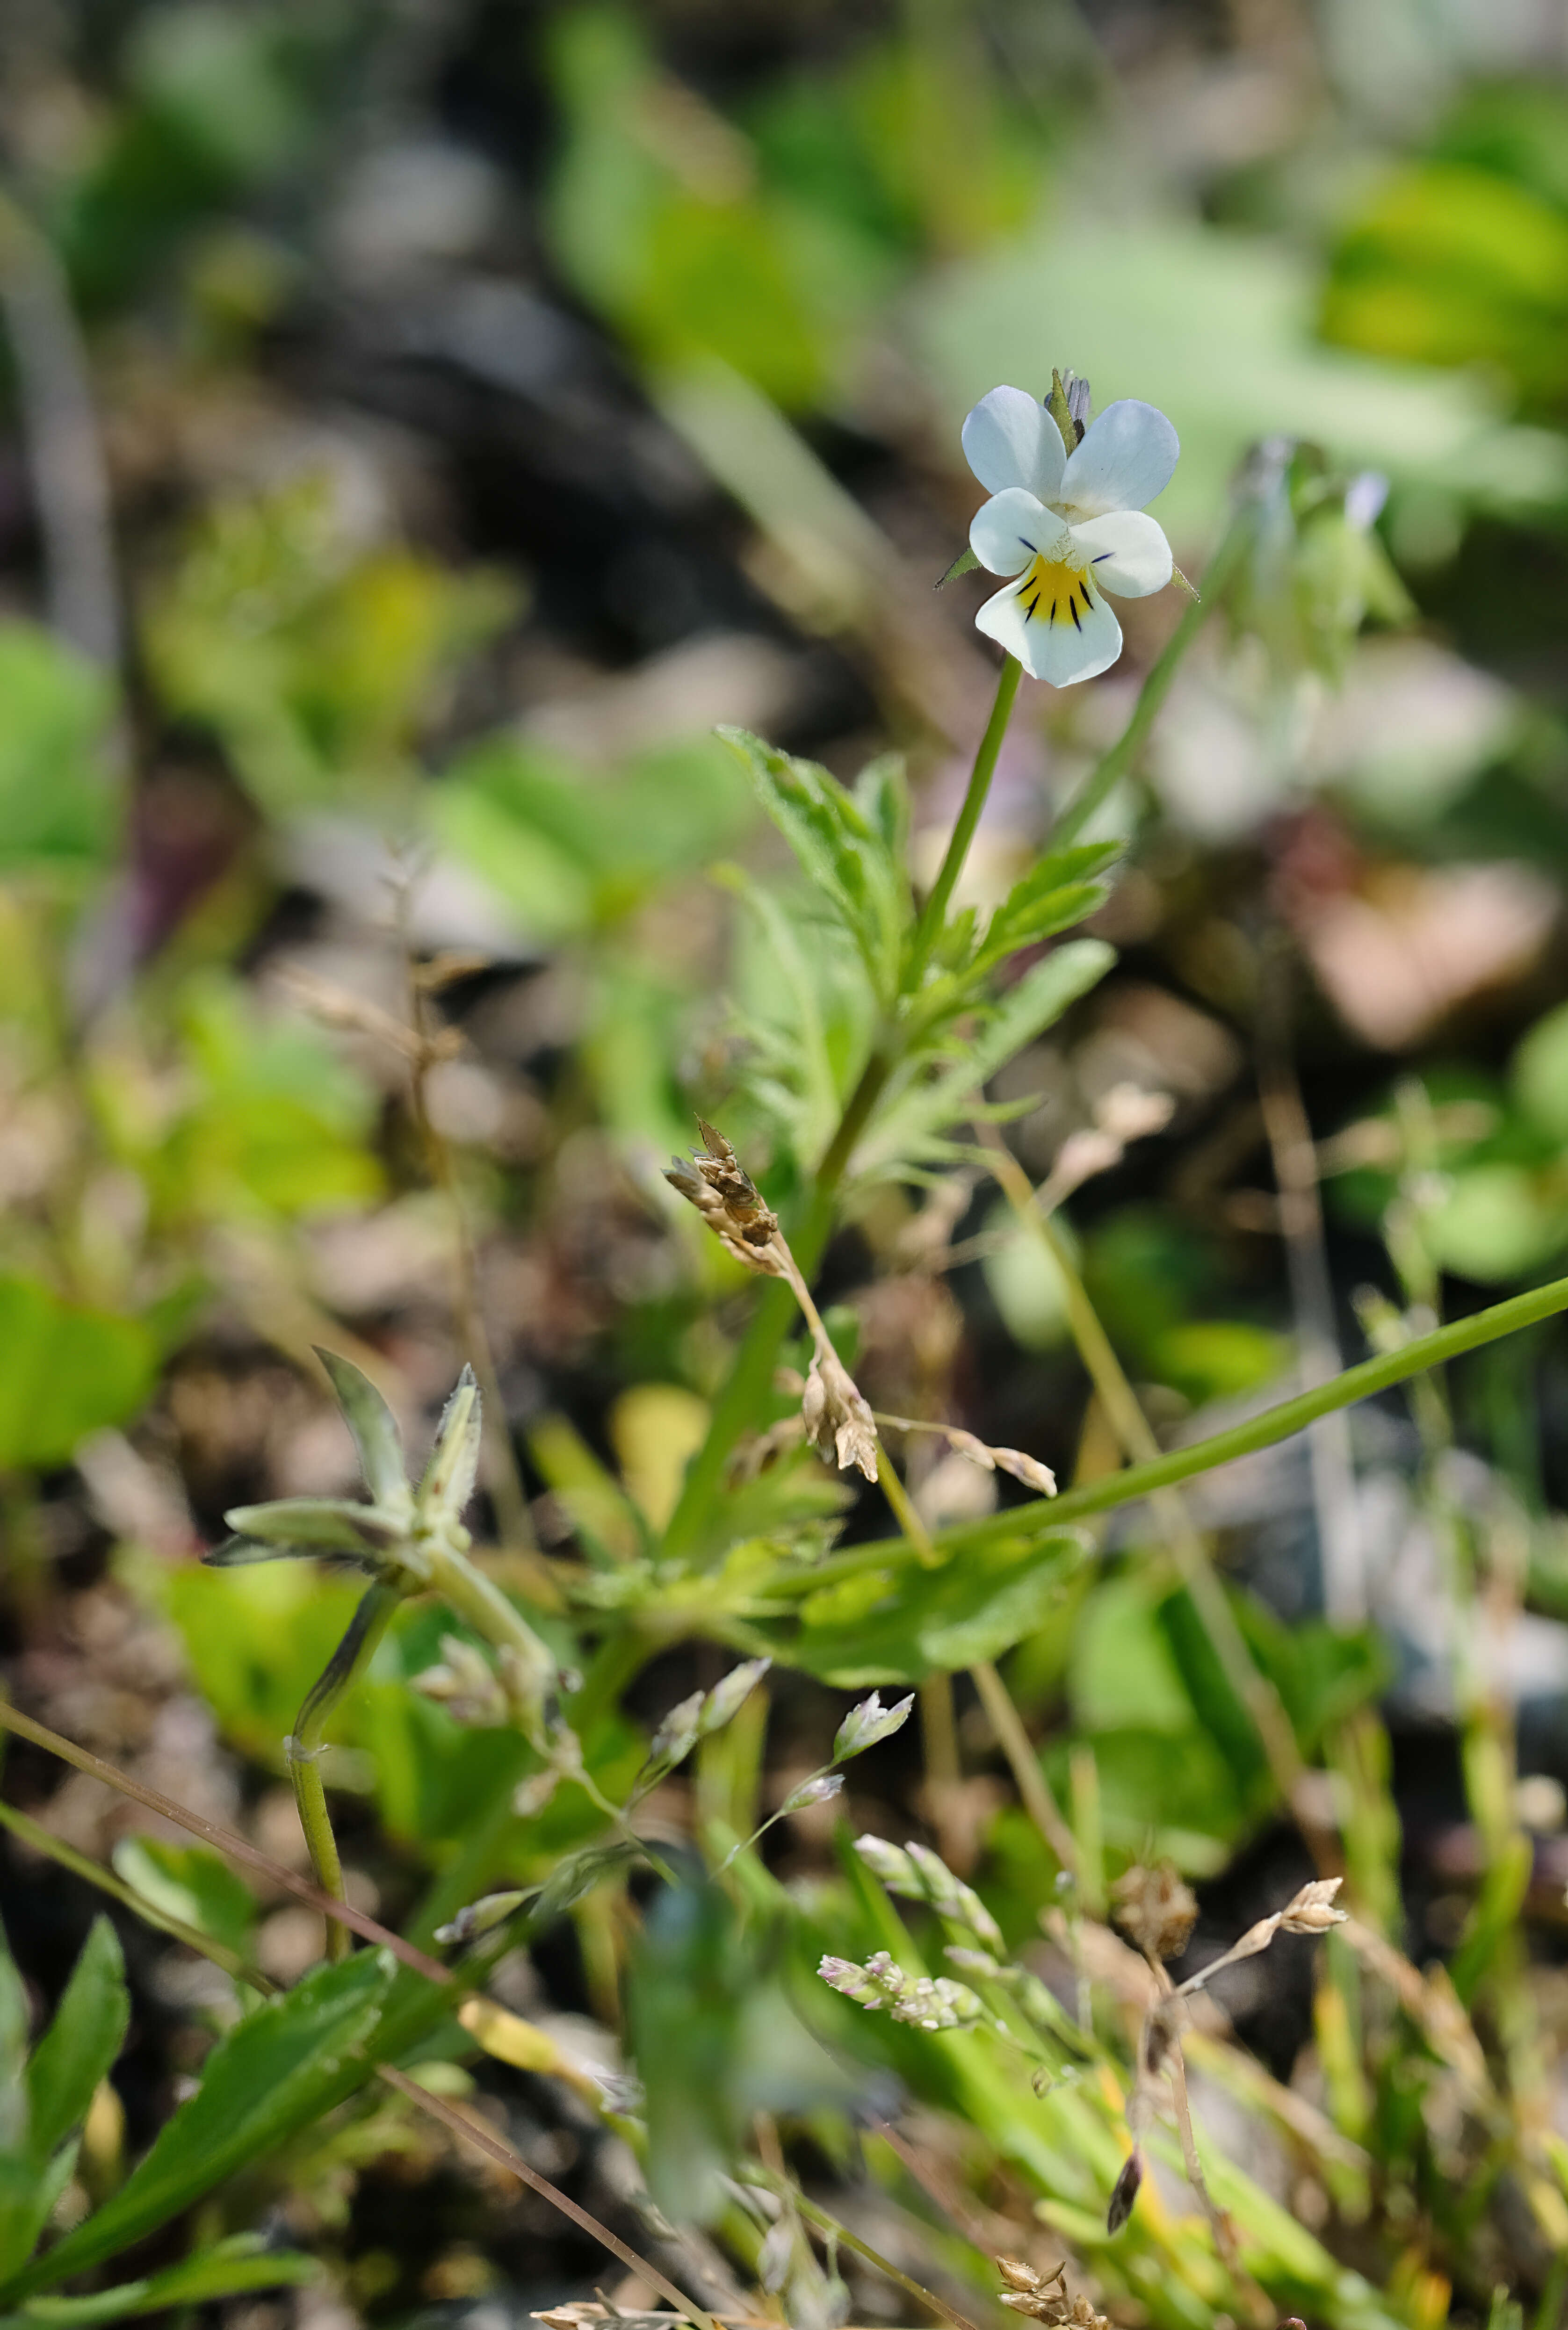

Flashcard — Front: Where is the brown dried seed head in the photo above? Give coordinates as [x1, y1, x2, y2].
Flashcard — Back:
[996, 2259, 1042, 2292]
[1111, 1861, 1199, 1961]
[1279, 1876, 1347, 1933]
[802, 1348, 879, 1482]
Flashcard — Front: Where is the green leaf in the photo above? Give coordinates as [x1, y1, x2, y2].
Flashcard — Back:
[14, 1951, 394, 2295]
[769, 1530, 1090, 1685]
[0, 626, 118, 883]
[969, 845, 1119, 979]
[315, 1350, 408, 1510]
[25, 1922, 127, 2168]
[0, 2150, 77, 2288]
[217, 1499, 403, 1560]
[719, 727, 906, 1008]
[109, 1842, 257, 1965]
[7, 2234, 317, 2327]
[0, 1280, 156, 1473]
[854, 939, 1114, 1178]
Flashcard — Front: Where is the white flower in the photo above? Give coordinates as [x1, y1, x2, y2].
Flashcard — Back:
[962, 385, 1179, 686]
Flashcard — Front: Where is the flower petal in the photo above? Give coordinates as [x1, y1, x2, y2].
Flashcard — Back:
[975, 575, 1123, 687]
[1060, 400, 1179, 518]
[1069, 511, 1173, 599]
[961, 387, 1067, 502]
[969, 488, 1068, 577]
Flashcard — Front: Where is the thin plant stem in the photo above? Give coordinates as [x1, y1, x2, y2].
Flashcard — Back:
[919, 1672, 961, 1796]
[1258, 950, 1364, 1627]
[969, 1658, 1078, 1871]
[665, 656, 1024, 1560]
[974, 1123, 1311, 1821]
[0, 1805, 721, 2330]
[781, 2183, 983, 2330]
[1049, 504, 1252, 850]
[905, 653, 1023, 991]
[288, 1582, 401, 1961]
[0, 1697, 452, 1985]
[0, 1798, 259, 1983]
[771, 1262, 1568, 1591]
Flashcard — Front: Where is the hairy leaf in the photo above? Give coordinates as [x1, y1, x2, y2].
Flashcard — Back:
[720, 728, 906, 1008]
[315, 1349, 408, 1509]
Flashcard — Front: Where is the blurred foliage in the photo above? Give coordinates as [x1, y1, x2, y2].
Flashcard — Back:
[5, 3, 1568, 2329]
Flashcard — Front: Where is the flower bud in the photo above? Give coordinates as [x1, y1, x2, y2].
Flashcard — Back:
[434, 1890, 527, 1947]
[853, 1835, 916, 1890]
[700, 1657, 771, 1737]
[833, 1690, 915, 1762]
[781, 1772, 844, 1815]
[645, 1688, 706, 1774]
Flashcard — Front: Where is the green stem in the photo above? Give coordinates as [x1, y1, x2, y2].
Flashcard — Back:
[289, 1581, 400, 1961]
[904, 652, 1023, 991]
[665, 662, 1025, 1563]
[1049, 504, 1253, 850]
[775, 1265, 1568, 1587]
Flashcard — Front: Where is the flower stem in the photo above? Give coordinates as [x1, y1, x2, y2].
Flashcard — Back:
[289, 1581, 401, 1961]
[1050, 504, 1253, 849]
[905, 652, 1022, 991]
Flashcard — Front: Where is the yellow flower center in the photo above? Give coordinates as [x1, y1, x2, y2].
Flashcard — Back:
[1016, 549, 1096, 631]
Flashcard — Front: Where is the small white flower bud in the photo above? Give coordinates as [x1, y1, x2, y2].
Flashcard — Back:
[646, 1688, 707, 1774]
[833, 1690, 915, 1762]
[700, 1657, 771, 1737]
[853, 1835, 917, 1889]
[781, 1772, 844, 1815]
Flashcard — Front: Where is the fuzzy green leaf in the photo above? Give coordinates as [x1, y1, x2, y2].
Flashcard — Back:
[720, 728, 906, 1009]
[853, 938, 1115, 1179]
[315, 1349, 409, 1509]
[214, 1499, 404, 1561]
[12, 1951, 394, 2296]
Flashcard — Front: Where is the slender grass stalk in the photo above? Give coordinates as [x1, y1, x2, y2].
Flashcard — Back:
[970, 1659, 1077, 1870]
[975, 1123, 1309, 1815]
[1049, 502, 1253, 849]
[772, 1267, 1568, 1599]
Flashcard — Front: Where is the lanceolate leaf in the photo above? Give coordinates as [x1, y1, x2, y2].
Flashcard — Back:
[25, 1921, 127, 2167]
[213, 1500, 403, 1562]
[315, 1349, 409, 1510]
[854, 938, 1115, 1178]
[971, 845, 1120, 979]
[12, 1952, 394, 2296]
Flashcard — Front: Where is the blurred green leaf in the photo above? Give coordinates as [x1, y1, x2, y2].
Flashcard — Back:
[722, 728, 907, 1009]
[773, 1529, 1090, 1685]
[0, 628, 118, 885]
[0, 1279, 155, 1472]
[23, 1921, 127, 2171]
[1322, 163, 1568, 409]
[109, 1841, 257, 1965]
[853, 940, 1115, 1180]
[16, 1952, 394, 2295]
[5, 2233, 317, 2327]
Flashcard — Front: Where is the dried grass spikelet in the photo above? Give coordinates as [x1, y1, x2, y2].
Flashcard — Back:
[665, 1119, 784, 1274]
[1106, 1875, 1349, 2254]
[994, 2257, 1108, 2330]
[802, 1346, 879, 1482]
[667, 1117, 883, 1484]
[1110, 1861, 1198, 1963]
